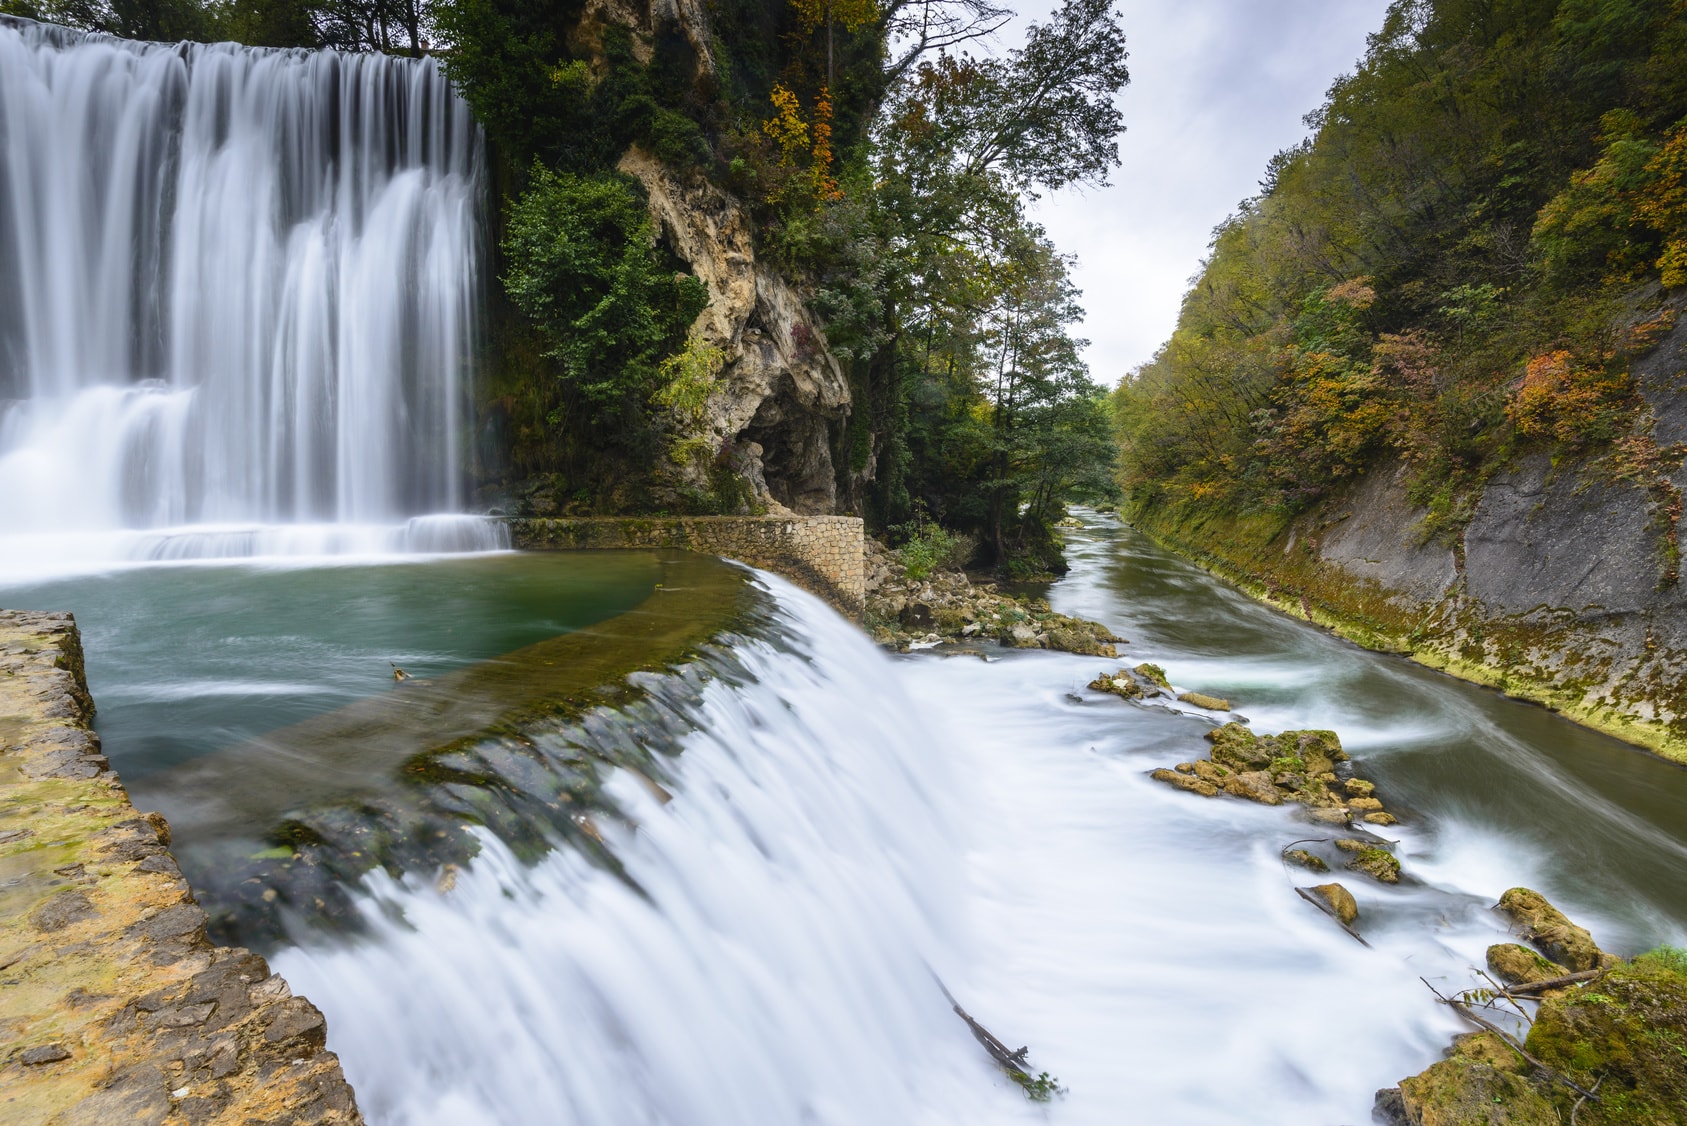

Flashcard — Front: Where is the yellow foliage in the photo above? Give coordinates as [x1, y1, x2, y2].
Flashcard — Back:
[789, 0, 878, 33]
[1507, 350, 1633, 445]
[762, 84, 809, 168]
[1637, 122, 1687, 288]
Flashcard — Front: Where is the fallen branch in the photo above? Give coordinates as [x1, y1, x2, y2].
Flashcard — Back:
[1504, 969, 1600, 995]
[1570, 1074, 1605, 1126]
[929, 972, 1063, 1100]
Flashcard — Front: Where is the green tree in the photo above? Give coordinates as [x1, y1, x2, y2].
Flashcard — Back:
[500, 165, 708, 430]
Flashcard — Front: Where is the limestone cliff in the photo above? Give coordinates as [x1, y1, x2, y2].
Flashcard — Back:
[617, 146, 850, 514]
[1132, 301, 1687, 763]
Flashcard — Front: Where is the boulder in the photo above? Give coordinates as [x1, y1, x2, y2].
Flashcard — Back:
[1176, 691, 1231, 710]
[1308, 882, 1359, 925]
[1495, 888, 1605, 972]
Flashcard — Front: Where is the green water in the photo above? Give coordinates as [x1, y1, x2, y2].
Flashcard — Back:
[0, 551, 661, 780]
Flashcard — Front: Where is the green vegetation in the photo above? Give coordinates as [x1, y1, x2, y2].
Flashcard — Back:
[500, 165, 708, 433]
[1113, 0, 1687, 534]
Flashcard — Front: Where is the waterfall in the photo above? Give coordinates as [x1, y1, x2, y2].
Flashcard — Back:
[0, 18, 501, 569]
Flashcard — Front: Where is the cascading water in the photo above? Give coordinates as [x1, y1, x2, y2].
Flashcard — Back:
[0, 17, 501, 571]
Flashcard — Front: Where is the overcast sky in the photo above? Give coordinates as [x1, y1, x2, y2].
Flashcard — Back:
[1006, 1, 1393, 384]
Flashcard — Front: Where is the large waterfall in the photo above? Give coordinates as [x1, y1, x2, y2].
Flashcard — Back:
[0, 18, 498, 571]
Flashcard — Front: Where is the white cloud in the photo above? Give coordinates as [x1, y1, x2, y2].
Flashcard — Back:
[1009, 0, 1392, 384]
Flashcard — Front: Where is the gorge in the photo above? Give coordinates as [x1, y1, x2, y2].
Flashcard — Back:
[3, 4, 1687, 1125]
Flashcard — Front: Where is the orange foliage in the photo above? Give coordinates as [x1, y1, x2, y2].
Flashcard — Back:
[1507, 350, 1634, 445]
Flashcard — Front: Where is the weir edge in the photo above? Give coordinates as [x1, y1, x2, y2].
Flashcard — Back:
[0, 609, 364, 1126]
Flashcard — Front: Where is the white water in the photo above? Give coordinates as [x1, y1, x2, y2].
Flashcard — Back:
[275, 568, 1529, 1125]
[0, 18, 503, 571]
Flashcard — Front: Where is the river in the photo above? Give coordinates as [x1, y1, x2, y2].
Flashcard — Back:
[245, 512, 1687, 1125]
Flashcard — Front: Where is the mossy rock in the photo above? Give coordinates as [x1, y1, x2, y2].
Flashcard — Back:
[1150, 767, 1218, 797]
[1088, 671, 1144, 699]
[1177, 690, 1231, 710]
[1363, 811, 1399, 826]
[1487, 943, 1568, 987]
[1220, 770, 1284, 805]
[1389, 1035, 1556, 1126]
[1344, 778, 1377, 798]
[1133, 662, 1170, 689]
[1522, 949, 1687, 1125]
[1497, 888, 1605, 972]
[1207, 723, 1270, 771]
[1044, 627, 1117, 657]
[1345, 846, 1401, 884]
[1284, 848, 1328, 872]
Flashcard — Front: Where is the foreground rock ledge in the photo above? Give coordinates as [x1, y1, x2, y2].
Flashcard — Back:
[0, 609, 362, 1126]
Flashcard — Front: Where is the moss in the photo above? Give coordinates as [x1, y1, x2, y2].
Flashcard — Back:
[1521, 952, 1687, 1125]
[1346, 846, 1401, 883]
[1133, 662, 1171, 689]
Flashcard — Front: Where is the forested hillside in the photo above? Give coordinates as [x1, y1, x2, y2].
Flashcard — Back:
[1114, 0, 1687, 542]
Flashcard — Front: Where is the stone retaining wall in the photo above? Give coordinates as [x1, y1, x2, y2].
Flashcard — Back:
[0, 610, 362, 1126]
[506, 515, 866, 616]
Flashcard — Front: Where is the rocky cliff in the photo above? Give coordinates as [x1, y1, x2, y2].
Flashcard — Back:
[1132, 303, 1687, 764]
[617, 145, 850, 514]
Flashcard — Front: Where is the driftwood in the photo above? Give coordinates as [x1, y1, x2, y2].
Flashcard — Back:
[1504, 969, 1601, 995]
[930, 975, 1032, 1076]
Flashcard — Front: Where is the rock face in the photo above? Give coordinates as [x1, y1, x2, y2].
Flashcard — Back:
[1133, 298, 1687, 762]
[0, 610, 361, 1126]
[617, 146, 850, 514]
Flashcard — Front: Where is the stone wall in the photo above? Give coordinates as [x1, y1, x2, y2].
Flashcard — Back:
[0, 610, 362, 1126]
[506, 515, 865, 616]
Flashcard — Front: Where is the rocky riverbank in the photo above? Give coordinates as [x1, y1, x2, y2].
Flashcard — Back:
[1376, 891, 1687, 1126]
[862, 539, 1124, 655]
[0, 610, 361, 1126]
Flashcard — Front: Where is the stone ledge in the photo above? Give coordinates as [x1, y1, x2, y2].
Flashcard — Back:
[505, 515, 866, 617]
[0, 609, 362, 1126]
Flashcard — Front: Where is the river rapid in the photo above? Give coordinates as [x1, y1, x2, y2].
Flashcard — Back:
[268, 512, 1687, 1126]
